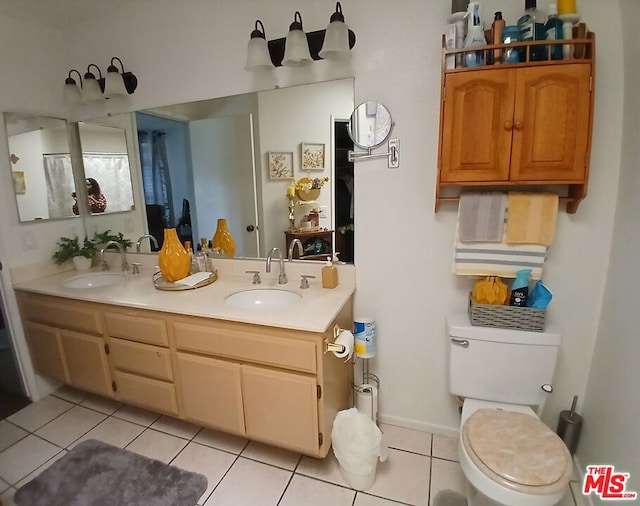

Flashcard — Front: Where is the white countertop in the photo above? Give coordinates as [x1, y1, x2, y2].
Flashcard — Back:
[13, 257, 355, 333]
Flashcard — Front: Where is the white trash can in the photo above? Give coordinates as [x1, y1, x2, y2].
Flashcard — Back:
[331, 408, 388, 491]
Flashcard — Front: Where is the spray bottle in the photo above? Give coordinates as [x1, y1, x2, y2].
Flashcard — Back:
[464, 2, 487, 67]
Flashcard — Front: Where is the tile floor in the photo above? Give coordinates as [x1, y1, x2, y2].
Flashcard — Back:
[0, 387, 587, 506]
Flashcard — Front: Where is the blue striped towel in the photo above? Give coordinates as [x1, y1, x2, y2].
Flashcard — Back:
[453, 221, 547, 279]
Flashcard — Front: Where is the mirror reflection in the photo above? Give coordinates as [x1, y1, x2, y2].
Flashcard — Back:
[76, 122, 135, 215]
[348, 101, 393, 149]
[4, 112, 78, 222]
[129, 78, 355, 261]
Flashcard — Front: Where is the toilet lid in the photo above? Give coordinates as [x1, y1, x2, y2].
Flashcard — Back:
[463, 409, 571, 490]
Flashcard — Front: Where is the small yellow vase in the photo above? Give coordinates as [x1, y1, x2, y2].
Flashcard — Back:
[212, 218, 236, 258]
[158, 228, 191, 282]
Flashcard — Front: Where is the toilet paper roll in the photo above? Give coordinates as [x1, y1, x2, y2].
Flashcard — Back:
[355, 384, 378, 424]
[332, 330, 354, 360]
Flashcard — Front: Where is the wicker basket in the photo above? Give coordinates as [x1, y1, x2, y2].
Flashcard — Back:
[468, 294, 546, 332]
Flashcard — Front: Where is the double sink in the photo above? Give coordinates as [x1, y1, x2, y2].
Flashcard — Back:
[63, 272, 302, 310]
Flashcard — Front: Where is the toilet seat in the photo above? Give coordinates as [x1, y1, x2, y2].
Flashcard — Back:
[462, 408, 572, 495]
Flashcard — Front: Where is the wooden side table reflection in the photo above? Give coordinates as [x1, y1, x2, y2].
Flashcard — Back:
[284, 230, 333, 261]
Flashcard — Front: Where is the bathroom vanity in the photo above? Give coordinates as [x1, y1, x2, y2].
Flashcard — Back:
[13, 260, 355, 458]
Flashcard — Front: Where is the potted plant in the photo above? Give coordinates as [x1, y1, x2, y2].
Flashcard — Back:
[295, 176, 329, 201]
[93, 230, 133, 251]
[52, 236, 97, 270]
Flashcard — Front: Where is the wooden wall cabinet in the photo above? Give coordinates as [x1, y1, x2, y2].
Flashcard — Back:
[437, 35, 595, 213]
[16, 290, 352, 458]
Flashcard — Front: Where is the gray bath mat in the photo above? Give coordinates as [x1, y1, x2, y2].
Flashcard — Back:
[433, 489, 467, 506]
[14, 439, 207, 506]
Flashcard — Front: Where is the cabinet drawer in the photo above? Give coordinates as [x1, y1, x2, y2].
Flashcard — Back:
[105, 312, 168, 346]
[110, 338, 173, 381]
[113, 370, 178, 416]
[173, 322, 317, 373]
[20, 297, 102, 335]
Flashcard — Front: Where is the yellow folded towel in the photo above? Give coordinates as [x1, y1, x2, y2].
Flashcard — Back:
[505, 192, 558, 246]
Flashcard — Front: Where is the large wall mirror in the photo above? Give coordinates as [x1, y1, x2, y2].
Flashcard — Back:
[4, 112, 79, 222]
[98, 78, 355, 261]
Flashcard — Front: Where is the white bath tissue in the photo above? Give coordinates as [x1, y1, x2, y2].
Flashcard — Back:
[355, 384, 378, 423]
[333, 330, 354, 360]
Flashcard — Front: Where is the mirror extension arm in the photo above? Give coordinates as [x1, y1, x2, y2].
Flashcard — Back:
[348, 138, 399, 168]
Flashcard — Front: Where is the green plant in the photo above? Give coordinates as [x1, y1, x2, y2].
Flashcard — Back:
[93, 230, 133, 251]
[52, 236, 97, 265]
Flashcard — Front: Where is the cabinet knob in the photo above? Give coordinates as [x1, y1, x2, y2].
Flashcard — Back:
[504, 121, 513, 130]
[514, 121, 523, 130]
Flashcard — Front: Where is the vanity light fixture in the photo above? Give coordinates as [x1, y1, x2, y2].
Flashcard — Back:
[81, 64, 105, 102]
[64, 57, 138, 103]
[245, 3, 356, 70]
[245, 20, 274, 70]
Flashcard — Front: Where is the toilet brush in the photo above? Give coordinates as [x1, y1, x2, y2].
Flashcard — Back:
[556, 395, 583, 455]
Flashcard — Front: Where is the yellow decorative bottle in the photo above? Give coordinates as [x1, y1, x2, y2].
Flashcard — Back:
[212, 218, 236, 258]
[158, 228, 191, 282]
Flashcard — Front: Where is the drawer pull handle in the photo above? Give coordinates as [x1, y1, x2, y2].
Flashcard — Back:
[451, 338, 469, 348]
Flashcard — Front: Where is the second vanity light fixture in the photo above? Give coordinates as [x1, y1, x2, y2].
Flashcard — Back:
[245, 2, 356, 71]
[64, 57, 139, 103]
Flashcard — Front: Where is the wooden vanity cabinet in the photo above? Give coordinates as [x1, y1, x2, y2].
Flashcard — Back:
[16, 290, 352, 458]
[17, 293, 113, 397]
[437, 35, 595, 213]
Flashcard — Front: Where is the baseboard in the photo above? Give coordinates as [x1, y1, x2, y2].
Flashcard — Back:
[572, 454, 594, 506]
[377, 412, 459, 438]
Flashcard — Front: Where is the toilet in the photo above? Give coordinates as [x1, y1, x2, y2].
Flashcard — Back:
[447, 313, 573, 506]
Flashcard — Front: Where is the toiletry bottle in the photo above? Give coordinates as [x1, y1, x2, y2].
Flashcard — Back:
[464, 2, 487, 68]
[509, 269, 532, 307]
[322, 257, 339, 289]
[491, 11, 505, 64]
[545, 4, 563, 60]
[185, 241, 198, 274]
[518, 0, 545, 61]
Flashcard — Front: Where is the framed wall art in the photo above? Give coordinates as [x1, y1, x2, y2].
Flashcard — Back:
[268, 151, 294, 180]
[301, 142, 325, 171]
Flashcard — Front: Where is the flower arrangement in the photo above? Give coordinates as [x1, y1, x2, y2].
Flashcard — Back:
[295, 176, 329, 192]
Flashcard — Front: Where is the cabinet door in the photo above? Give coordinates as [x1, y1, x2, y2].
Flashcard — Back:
[175, 352, 245, 435]
[24, 322, 69, 383]
[440, 69, 515, 182]
[60, 330, 113, 397]
[511, 64, 591, 182]
[242, 364, 319, 455]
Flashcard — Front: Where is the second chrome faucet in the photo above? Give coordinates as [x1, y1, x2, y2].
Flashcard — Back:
[266, 247, 287, 284]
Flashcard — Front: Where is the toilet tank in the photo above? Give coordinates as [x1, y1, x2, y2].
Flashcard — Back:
[447, 313, 561, 406]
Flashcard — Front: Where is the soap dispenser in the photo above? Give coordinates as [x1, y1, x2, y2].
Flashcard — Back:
[322, 257, 338, 289]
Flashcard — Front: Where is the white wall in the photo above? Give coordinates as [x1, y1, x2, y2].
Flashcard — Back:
[578, 0, 640, 496]
[0, 1, 630, 444]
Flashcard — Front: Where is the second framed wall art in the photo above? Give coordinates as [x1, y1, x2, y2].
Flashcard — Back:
[301, 143, 325, 171]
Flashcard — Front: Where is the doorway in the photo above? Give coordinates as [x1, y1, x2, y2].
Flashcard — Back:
[0, 277, 30, 419]
[333, 120, 354, 263]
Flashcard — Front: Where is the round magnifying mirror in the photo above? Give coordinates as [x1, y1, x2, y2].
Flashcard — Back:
[346, 102, 393, 150]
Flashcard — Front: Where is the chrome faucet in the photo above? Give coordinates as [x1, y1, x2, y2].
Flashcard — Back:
[136, 234, 159, 253]
[266, 247, 287, 284]
[287, 238, 303, 261]
[101, 240, 129, 272]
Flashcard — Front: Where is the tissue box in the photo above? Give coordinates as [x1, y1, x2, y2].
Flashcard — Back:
[468, 294, 546, 332]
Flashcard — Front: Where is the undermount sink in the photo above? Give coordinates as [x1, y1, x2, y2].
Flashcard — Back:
[224, 288, 302, 310]
[63, 272, 126, 289]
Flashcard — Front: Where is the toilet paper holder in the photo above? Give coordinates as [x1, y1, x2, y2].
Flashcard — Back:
[324, 325, 349, 354]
